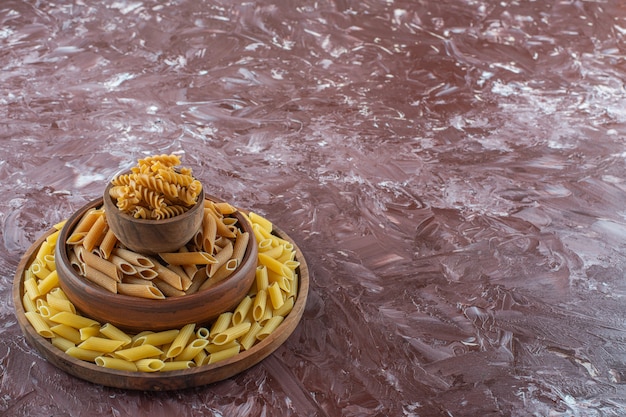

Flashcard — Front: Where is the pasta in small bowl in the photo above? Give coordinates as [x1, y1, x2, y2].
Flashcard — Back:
[54, 194, 258, 333]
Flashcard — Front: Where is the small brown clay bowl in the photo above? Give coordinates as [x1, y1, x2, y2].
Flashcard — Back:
[103, 181, 205, 255]
[55, 197, 258, 333]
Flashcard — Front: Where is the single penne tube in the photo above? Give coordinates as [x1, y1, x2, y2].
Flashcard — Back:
[257, 238, 274, 252]
[112, 247, 155, 268]
[200, 259, 237, 290]
[209, 312, 233, 338]
[273, 296, 295, 317]
[110, 255, 138, 276]
[256, 315, 284, 341]
[51, 336, 76, 352]
[205, 340, 239, 354]
[267, 269, 292, 293]
[175, 338, 209, 362]
[65, 346, 100, 362]
[82, 250, 121, 282]
[95, 356, 138, 372]
[212, 322, 251, 345]
[208, 240, 233, 277]
[134, 266, 159, 280]
[184, 268, 208, 295]
[99, 323, 133, 347]
[255, 265, 269, 291]
[50, 311, 99, 329]
[37, 270, 59, 297]
[277, 249, 296, 264]
[84, 265, 118, 293]
[43, 254, 56, 271]
[135, 358, 165, 372]
[150, 261, 184, 290]
[114, 344, 163, 361]
[259, 303, 273, 325]
[232, 296, 253, 326]
[166, 323, 195, 358]
[202, 209, 218, 253]
[231, 231, 250, 266]
[72, 208, 102, 234]
[287, 273, 299, 299]
[98, 228, 118, 259]
[161, 361, 196, 372]
[45, 228, 61, 244]
[46, 293, 75, 314]
[248, 212, 273, 232]
[194, 350, 209, 366]
[65, 231, 87, 245]
[267, 281, 284, 310]
[167, 264, 192, 290]
[252, 289, 268, 322]
[118, 282, 165, 299]
[196, 327, 210, 340]
[78, 337, 125, 354]
[258, 253, 293, 279]
[153, 279, 186, 297]
[52, 219, 67, 230]
[24, 277, 41, 301]
[30, 262, 52, 280]
[207, 210, 236, 239]
[82, 214, 107, 252]
[239, 321, 263, 351]
[158, 251, 217, 265]
[22, 292, 37, 313]
[69, 250, 84, 275]
[284, 259, 300, 270]
[207, 344, 240, 364]
[133, 329, 179, 347]
[50, 324, 82, 344]
[49, 287, 68, 300]
[25, 311, 55, 338]
[79, 326, 100, 341]
[259, 243, 283, 259]
[214, 201, 237, 215]
[38, 303, 61, 319]
[35, 240, 54, 262]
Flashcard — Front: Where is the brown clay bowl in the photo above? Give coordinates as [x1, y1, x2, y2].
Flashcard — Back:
[55, 197, 258, 332]
[103, 180, 205, 255]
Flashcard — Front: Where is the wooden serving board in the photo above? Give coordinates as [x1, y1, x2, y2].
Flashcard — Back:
[12, 223, 309, 391]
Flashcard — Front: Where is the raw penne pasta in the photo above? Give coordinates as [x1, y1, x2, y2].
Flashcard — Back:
[268, 281, 284, 310]
[200, 259, 237, 289]
[69, 250, 84, 275]
[205, 340, 239, 354]
[46, 293, 75, 314]
[38, 303, 60, 319]
[133, 329, 179, 347]
[212, 322, 251, 345]
[118, 283, 165, 299]
[84, 265, 118, 293]
[273, 296, 295, 317]
[153, 279, 186, 297]
[255, 265, 269, 291]
[79, 326, 100, 341]
[82, 214, 107, 252]
[112, 247, 155, 268]
[161, 361, 196, 371]
[43, 254, 56, 271]
[95, 356, 138, 372]
[232, 296, 253, 326]
[166, 323, 195, 358]
[24, 277, 41, 300]
[207, 344, 240, 364]
[267, 269, 292, 293]
[184, 268, 208, 295]
[232, 232, 250, 266]
[30, 262, 51, 280]
[114, 344, 163, 361]
[98, 228, 118, 259]
[196, 327, 210, 339]
[135, 358, 165, 372]
[49, 311, 99, 329]
[202, 209, 217, 253]
[252, 289, 267, 321]
[134, 266, 159, 280]
[65, 231, 87, 245]
[175, 338, 209, 361]
[22, 293, 37, 313]
[50, 324, 82, 344]
[256, 316, 284, 341]
[66, 347, 101, 362]
[25, 311, 54, 338]
[51, 336, 75, 352]
[259, 243, 283, 259]
[150, 261, 184, 290]
[239, 322, 263, 351]
[214, 201, 237, 215]
[99, 323, 133, 347]
[158, 251, 216, 266]
[258, 253, 293, 279]
[207, 240, 233, 276]
[109, 254, 138, 275]
[167, 264, 192, 290]
[82, 250, 121, 282]
[72, 208, 102, 234]
[248, 211, 273, 232]
[209, 312, 233, 338]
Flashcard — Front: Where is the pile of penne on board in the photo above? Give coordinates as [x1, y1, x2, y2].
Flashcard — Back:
[21, 213, 300, 372]
[65, 198, 251, 299]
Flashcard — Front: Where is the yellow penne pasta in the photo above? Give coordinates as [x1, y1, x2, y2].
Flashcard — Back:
[50, 311, 99, 329]
[255, 265, 269, 291]
[133, 329, 179, 347]
[258, 253, 293, 279]
[30, 262, 51, 280]
[239, 321, 262, 351]
[95, 356, 138, 372]
[78, 336, 124, 353]
[268, 281, 284, 310]
[248, 212, 273, 232]
[22, 293, 37, 313]
[256, 316, 284, 341]
[273, 296, 295, 317]
[232, 296, 253, 326]
[161, 361, 196, 371]
[114, 344, 163, 361]
[207, 344, 240, 364]
[158, 251, 216, 266]
[25, 311, 54, 338]
[205, 340, 240, 354]
[46, 293, 75, 314]
[209, 312, 233, 338]
[50, 324, 82, 344]
[195, 327, 210, 339]
[38, 303, 61, 319]
[99, 323, 133, 347]
[65, 347, 101, 362]
[51, 336, 75, 352]
[79, 326, 100, 341]
[43, 254, 56, 271]
[65, 231, 87, 245]
[37, 270, 59, 296]
[252, 289, 267, 322]
[166, 323, 195, 358]
[175, 338, 209, 362]
[24, 277, 41, 301]
[259, 243, 283, 259]
[212, 322, 251, 345]
[267, 269, 292, 293]
[135, 358, 165, 372]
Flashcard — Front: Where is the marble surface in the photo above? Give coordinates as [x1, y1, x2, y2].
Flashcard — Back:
[2, 0, 626, 416]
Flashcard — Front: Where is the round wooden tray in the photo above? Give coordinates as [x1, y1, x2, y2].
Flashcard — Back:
[12, 220, 309, 391]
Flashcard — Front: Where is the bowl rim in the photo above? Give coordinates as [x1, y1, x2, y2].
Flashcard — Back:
[56, 195, 257, 306]
[103, 180, 205, 225]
